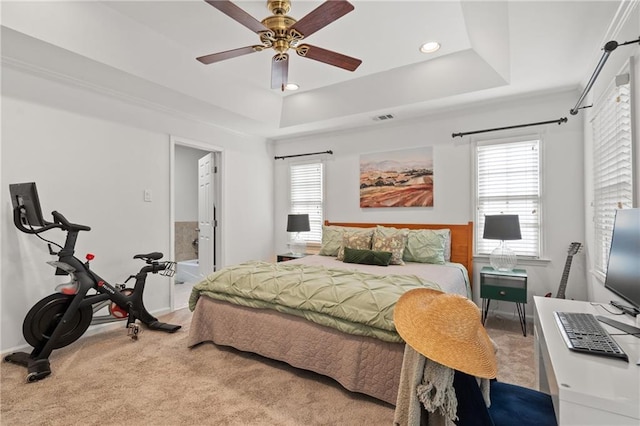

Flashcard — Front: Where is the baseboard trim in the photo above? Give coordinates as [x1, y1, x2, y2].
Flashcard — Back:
[1, 307, 174, 357]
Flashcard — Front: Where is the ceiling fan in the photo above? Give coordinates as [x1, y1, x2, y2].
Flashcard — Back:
[197, 0, 362, 91]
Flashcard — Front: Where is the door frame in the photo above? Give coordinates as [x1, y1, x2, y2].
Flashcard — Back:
[169, 135, 225, 311]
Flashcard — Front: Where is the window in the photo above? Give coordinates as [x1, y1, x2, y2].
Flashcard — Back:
[289, 162, 324, 244]
[591, 72, 633, 274]
[475, 139, 541, 258]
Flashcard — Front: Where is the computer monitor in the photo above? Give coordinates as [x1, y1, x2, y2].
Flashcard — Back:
[9, 182, 47, 227]
[604, 208, 640, 314]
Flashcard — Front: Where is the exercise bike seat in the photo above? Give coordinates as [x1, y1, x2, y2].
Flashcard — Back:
[133, 252, 163, 261]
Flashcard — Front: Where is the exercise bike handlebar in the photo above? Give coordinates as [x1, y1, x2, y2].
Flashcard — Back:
[51, 211, 91, 232]
[13, 207, 59, 234]
[141, 262, 169, 275]
[13, 207, 91, 235]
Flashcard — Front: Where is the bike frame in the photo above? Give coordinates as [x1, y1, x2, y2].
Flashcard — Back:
[6, 185, 180, 382]
[13, 207, 173, 361]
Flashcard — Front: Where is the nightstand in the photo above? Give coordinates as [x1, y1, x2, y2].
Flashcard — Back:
[277, 253, 309, 262]
[480, 266, 527, 336]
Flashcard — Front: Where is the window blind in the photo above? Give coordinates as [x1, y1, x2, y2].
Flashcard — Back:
[591, 76, 633, 273]
[476, 140, 541, 257]
[290, 162, 324, 243]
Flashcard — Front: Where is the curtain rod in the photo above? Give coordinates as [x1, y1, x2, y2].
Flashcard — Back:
[274, 150, 333, 160]
[452, 117, 567, 138]
[570, 37, 640, 115]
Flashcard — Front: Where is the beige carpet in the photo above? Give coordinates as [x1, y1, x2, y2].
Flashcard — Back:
[1, 309, 534, 425]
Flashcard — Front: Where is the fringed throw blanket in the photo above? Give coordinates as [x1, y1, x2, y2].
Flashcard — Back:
[417, 361, 458, 424]
[394, 345, 492, 426]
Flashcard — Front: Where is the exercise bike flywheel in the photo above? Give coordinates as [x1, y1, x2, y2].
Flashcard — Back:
[23, 293, 93, 350]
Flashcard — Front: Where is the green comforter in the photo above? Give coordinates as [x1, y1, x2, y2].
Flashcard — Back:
[189, 260, 440, 343]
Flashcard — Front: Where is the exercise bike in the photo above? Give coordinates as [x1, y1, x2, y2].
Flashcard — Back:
[5, 182, 181, 382]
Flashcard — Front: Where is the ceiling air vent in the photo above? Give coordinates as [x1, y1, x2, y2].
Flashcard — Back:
[373, 114, 395, 121]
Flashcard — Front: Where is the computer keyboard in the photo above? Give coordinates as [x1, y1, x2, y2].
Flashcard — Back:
[554, 311, 629, 362]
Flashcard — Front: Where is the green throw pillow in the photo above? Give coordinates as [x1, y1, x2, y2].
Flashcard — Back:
[403, 229, 447, 264]
[319, 225, 345, 256]
[343, 247, 393, 266]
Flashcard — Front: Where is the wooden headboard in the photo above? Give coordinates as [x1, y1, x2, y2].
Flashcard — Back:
[324, 220, 474, 285]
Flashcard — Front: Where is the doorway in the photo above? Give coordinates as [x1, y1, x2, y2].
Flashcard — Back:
[171, 137, 223, 309]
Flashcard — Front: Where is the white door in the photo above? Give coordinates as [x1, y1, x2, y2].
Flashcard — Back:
[198, 153, 216, 278]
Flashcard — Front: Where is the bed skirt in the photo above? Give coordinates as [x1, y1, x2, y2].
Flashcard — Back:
[188, 296, 404, 405]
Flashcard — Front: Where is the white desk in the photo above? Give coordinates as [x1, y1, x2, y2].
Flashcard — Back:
[534, 296, 640, 425]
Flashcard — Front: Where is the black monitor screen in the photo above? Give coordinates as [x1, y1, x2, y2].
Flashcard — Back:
[604, 208, 640, 309]
[9, 182, 46, 227]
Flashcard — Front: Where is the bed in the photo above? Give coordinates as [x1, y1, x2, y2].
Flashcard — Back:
[188, 221, 473, 405]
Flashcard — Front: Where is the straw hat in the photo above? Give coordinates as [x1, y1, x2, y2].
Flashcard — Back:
[394, 288, 497, 379]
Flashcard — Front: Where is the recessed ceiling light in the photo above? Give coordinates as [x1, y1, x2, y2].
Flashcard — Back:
[419, 41, 441, 53]
[285, 83, 299, 91]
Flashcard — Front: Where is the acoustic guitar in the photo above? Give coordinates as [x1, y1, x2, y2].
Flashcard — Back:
[546, 242, 582, 299]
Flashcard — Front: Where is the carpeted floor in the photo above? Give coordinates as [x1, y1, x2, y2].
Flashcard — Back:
[1, 308, 534, 425]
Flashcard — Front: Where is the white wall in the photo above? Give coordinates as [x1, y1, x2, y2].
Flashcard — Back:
[582, 5, 640, 305]
[273, 89, 586, 319]
[1, 65, 274, 352]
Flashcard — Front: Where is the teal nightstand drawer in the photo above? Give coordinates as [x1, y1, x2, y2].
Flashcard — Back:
[481, 284, 527, 303]
[480, 266, 528, 336]
[481, 273, 527, 288]
[481, 269, 526, 285]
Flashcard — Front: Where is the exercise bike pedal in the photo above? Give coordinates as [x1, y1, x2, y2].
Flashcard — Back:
[127, 323, 141, 340]
[147, 321, 181, 333]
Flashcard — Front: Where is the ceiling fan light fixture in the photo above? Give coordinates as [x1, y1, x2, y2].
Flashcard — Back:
[285, 83, 299, 91]
[419, 41, 441, 53]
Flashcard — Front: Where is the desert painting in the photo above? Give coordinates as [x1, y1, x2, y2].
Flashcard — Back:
[360, 147, 433, 208]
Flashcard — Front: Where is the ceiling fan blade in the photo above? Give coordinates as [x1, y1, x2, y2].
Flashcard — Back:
[296, 44, 361, 71]
[204, 0, 271, 34]
[271, 54, 289, 91]
[289, 0, 354, 39]
[197, 45, 262, 64]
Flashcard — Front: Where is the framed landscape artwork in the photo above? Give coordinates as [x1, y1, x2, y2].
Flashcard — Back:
[360, 147, 434, 208]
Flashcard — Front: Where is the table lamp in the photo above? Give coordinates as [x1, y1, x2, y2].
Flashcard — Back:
[483, 214, 521, 272]
[287, 214, 310, 255]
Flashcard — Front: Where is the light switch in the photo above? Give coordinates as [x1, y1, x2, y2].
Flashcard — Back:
[144, 189, 152, 202]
